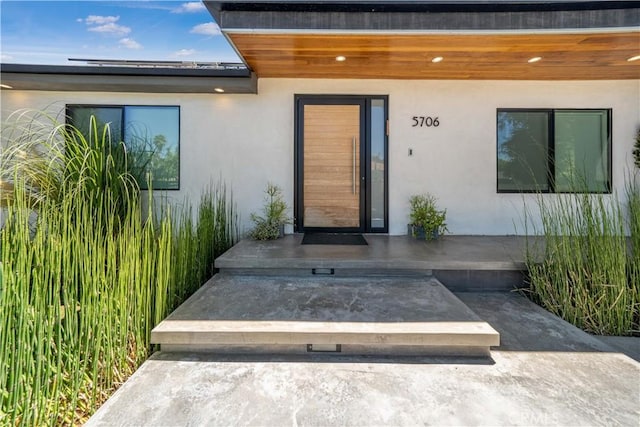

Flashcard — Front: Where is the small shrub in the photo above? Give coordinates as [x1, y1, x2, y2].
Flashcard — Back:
[408, 193, 447, 240]
[249, 183, 291, 240]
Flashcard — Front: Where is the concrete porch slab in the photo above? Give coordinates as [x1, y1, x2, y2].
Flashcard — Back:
[151, 274, 499, 357]
[215, 234, 532, 272]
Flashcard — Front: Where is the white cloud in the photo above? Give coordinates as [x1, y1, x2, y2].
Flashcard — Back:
[119, 38, 142, 50]
[174, 49, 196, 57]
[172, 2, 206, 13]
[0, 54, 13, 61]
[190, 22, 221, 36]
[85, 15, 120, 25]
[76, 18, 83, 23]
[82, 15, 131, 36]
[89, 22, 131, 37]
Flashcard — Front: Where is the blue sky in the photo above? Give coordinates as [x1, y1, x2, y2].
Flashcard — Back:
[0, 1, 240, 65]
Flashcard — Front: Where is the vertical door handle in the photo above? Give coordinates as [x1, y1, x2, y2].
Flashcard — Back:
[352, 136, 356, 194]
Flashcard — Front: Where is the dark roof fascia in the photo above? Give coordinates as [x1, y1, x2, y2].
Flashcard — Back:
[206, 1, 640, 30]
[208, 1, 639, 14]
[0, 63, 251, 78]
[0, 64, 257, 94]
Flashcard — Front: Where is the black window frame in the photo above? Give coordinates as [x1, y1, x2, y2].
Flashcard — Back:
[496, 108, 612, 194]
[66, 104, 181, 191]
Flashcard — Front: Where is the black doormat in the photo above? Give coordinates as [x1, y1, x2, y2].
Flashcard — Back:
[301, 233, 368, 246]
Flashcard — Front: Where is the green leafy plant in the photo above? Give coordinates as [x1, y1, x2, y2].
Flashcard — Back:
[249, 183, 291, 240]
[633, 128, 640, 169]
[408, 193, 447, 240]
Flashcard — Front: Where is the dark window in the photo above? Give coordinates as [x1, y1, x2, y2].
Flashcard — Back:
[68, 105, 180, 190]
[497, 109, 611, 193]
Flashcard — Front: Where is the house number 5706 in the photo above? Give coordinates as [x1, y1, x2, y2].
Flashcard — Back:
[411, 116, 440, 127]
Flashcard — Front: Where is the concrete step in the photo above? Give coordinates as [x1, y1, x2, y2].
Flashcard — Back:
[214, 235, 528, 291]
[152, 320, 499, 356]
[151, 274, 500, 357]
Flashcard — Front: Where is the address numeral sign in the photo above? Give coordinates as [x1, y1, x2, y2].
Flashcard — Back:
[411, 116, 440, 127]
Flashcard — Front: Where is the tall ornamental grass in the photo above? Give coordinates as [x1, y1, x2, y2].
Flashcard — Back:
[0, 110, 238, 425]
[627, 179, 640, 308]
[525, 179, 640, 336]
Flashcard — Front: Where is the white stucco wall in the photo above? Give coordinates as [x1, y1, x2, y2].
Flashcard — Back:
[2, 79, 638, 235]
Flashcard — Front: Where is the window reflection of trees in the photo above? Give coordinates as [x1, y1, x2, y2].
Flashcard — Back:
[497, 111, 549, 192]
[69, 106, 180, 190]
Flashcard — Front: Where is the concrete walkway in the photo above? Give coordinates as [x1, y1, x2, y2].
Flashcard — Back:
[87, 292, 639, 427]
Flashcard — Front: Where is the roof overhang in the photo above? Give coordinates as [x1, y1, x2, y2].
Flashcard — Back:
[206, 0, 640, 80]
[207, 0, 639, 32]
[0, 64, 258, 93]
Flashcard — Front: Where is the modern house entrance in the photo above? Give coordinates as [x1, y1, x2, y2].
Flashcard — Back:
[2, 2, 638, 236]
[295, 95, 388, 233]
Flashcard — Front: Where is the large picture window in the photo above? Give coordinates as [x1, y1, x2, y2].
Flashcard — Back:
[67, 105, 180, 190]
[497, 109, 611, 193]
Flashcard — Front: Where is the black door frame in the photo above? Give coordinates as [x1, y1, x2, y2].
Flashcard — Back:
[294, 94, 389, 233]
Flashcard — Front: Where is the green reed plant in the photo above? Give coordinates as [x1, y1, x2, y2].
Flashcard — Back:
[0, 111, 238, 425]
[524, 179, 639, 336]
[626, 177, 640, 322]
[1, 109, 137, 222]
[633, 128, 640, 169]
[1, 109, 67, 208]
[196, 182, 238, 284]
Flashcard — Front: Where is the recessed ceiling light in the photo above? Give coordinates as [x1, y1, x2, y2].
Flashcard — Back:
[335, 56, 346, 62]
[528, 57, 542, 63]
[431, 56, 444, 63]
[214, 87, 225, 93]
[628, 55, 640, 62]
[0, 84, 13, 89]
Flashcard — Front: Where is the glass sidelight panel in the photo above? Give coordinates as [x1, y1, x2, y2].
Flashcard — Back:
[370, 99, 386, 229]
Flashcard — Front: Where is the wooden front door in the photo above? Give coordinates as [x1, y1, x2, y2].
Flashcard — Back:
[297, 100, 365, 231]
[295, 95, 389, 233]
[303, 104, 361, 228]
